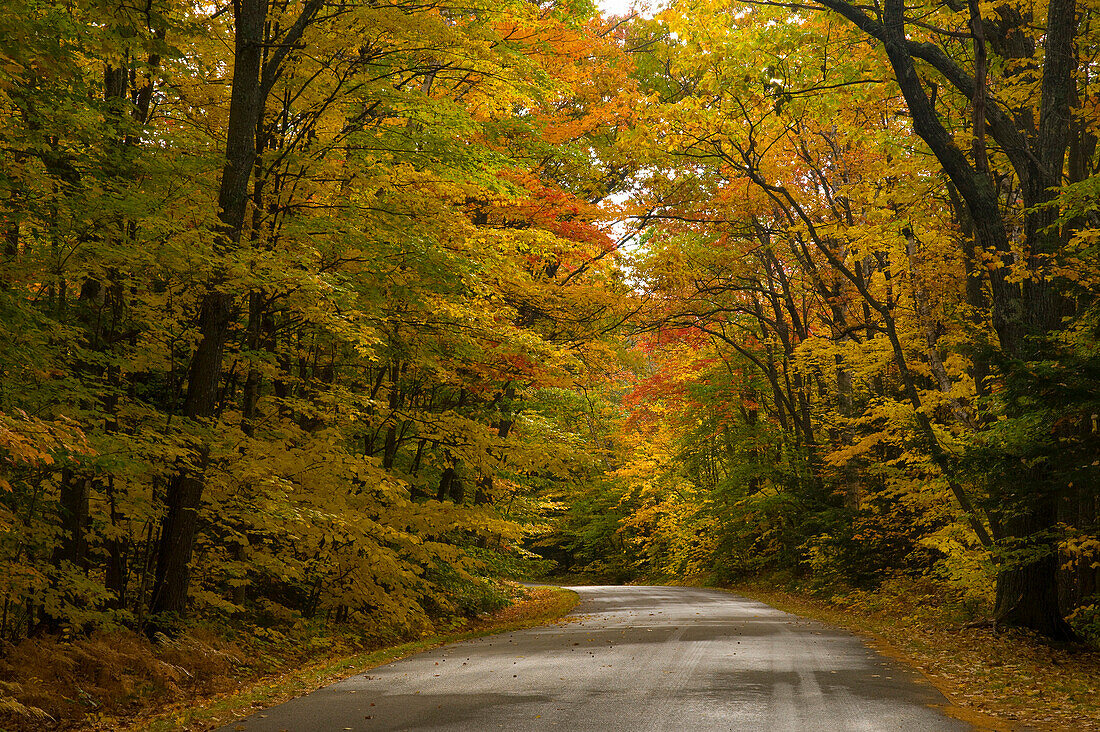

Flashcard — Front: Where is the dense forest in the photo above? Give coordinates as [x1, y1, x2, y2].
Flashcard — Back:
[1, 0, 1099, 720]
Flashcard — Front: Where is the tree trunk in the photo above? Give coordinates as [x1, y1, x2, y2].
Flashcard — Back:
[56, 468, 90, 571]
[437, 466, 464, 503]
[993, 487, 1074, 640]
[148, 0, 289, 628]
[986, 0, 1077, 638]
[104, 475, 128, 610]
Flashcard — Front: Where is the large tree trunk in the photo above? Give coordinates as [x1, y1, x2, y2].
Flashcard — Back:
[148, 0, 269, 627]
[437, 466, 463, 503]
[986, 0, 1077, 639]
[993, 487, 1073, 640]
[149, 291, 232, 622]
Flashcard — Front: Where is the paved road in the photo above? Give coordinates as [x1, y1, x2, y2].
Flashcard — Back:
[220, 586, 970, 731]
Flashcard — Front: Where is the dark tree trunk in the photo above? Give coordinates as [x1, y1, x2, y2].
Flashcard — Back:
[474, 476, 492, 505]
[986, 0, 1077, 639]
[993, 490, 1074, 640]
[437, 467, 464, 503]
[56, 468, 90, 571]
[149, 0, 269, 628]
[381, 362, 403, 469]
[104, 476, 128, 609]
[39, 469, 91, 633]
[410, 439, 426, 477]
[149, 0, 325, 626]
[437, 468, 454, 502]
[241, 290, 266, 436]
[150, 465, 207, 624]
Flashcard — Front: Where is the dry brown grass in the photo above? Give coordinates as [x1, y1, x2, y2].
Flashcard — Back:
[0, 629, 246, 730]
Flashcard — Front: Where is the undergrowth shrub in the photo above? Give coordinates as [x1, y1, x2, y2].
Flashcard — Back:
[1069, 598, 1100, 649]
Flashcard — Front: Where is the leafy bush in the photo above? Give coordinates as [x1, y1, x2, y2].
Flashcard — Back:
[1069, 599, 1100, 649]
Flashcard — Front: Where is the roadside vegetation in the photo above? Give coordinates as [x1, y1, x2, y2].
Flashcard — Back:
[0, 583, 575, 731]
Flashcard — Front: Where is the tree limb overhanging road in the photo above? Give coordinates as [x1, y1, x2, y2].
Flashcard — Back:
[221, 586, 971, 731]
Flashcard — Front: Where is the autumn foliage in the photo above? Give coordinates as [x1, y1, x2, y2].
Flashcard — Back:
[2, 0, 1100, 723]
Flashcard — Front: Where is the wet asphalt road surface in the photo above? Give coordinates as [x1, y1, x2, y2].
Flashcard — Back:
[220, 585, 970, 731]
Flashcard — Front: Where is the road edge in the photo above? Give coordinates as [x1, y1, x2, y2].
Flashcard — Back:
[719, 584, 1015, 731]
[131, 585, 579, 732]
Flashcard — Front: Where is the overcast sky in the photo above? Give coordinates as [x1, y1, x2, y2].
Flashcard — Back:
[597, 0, 656, 19]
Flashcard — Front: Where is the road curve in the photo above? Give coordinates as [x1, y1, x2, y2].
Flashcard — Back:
[219, 585, 970, 731]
